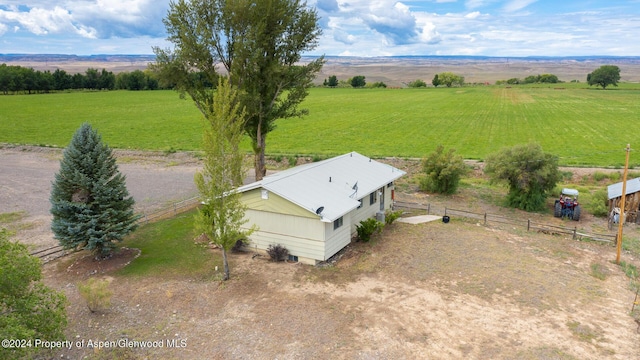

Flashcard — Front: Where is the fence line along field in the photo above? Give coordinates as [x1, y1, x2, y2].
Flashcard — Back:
[1, 85, 640, 166]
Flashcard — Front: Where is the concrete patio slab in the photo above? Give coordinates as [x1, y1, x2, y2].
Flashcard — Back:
[396, 215, 442, 224]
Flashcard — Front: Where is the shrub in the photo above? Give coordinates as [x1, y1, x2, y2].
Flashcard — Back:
[369, 81, 387, 88]
[356, 218, 384, 242]
[0, 229, 67, 359]
[78, 277, 113, 313]
[385, 209, 403, 225]
[420, 145, 467, 194]
[586, 189, 609, 217]
[288, 156, 298, 167]
[232, 238, 246, 252]
[407, 79, 427, 88]
[267, 244, 289, 262]
[592, 171, 608, 182]
[484, 143, 560, 211]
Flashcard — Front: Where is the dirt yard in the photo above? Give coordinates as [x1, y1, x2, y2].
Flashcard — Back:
[42, 217, 640, 359]
[2, 147, 640, 359]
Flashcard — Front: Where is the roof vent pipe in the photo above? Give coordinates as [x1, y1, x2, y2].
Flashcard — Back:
[329, 176, 332, 182]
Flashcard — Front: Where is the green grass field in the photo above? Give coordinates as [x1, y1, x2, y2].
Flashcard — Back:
[1, 85, 639, 166]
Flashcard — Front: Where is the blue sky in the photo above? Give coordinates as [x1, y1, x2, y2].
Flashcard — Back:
[1, 0, 639, 56]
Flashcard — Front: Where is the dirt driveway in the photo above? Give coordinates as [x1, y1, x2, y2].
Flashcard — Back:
[0, 145, 201, 250]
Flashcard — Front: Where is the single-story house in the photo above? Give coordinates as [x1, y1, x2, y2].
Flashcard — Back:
[237, 152, 406, 265]
[607, 177, 640, 223]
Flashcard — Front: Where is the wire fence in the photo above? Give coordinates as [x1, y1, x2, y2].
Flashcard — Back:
[31, 196, 201, 262]
[394, 200, 617, 245]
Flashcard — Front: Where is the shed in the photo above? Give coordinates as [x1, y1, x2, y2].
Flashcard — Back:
[607, 177, 640, 223]
[237, 152, 406, 265]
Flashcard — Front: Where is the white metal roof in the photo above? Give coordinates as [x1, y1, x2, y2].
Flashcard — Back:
[607, 177, 640, 200]
[237, 152, 406, 221]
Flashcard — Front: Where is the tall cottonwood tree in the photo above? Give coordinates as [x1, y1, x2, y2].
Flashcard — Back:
[50, 123, 139, 258]
[153, 0, 324, 181]
[194, 78, 253, 281]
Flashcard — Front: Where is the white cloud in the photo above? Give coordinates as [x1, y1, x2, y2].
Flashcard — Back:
[465, 0, 491, 9]
[502, 0, 537, 13]
[334, 30, 357, 45]
[0, 5, 96, 38]
[465, 11, 481, 19]
[0, 1, 167, 40]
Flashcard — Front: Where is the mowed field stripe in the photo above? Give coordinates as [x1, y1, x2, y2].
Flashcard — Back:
[1, 86, 638, 166]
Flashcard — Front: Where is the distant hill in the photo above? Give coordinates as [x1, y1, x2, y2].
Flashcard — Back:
[2, 54, 639, 85]
[0, 54, 156, 62]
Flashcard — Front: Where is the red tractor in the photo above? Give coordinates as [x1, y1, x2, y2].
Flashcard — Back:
[554, 188, 581, 221]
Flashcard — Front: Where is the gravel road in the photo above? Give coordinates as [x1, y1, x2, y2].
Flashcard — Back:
[0, 146, 201, 250]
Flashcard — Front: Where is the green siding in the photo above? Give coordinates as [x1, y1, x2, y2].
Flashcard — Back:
[241, 188, 317, 219]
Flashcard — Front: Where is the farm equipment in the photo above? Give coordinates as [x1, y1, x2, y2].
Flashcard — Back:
[554, 188, 581, 221]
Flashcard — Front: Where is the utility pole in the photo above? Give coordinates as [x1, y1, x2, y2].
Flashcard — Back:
[616, 144, 631, 264]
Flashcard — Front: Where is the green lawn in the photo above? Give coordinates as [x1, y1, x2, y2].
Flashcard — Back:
[117, 210, 219, 279]
[1, 86, 639, 166]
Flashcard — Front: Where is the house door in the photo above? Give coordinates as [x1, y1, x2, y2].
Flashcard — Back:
[379, 187, 385, 211]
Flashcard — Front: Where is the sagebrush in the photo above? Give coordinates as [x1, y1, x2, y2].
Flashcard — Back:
[78, 277, 113, 313]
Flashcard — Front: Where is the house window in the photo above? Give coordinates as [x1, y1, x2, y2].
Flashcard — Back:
[288, 255, 299, 262]
[369, 191, 377, 205]
[261, 189, 269, 199]
[333, 216, 343, 230]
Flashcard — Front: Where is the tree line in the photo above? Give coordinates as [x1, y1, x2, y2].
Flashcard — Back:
[0, 64, 170, 94]
[321, 65, 622, 90]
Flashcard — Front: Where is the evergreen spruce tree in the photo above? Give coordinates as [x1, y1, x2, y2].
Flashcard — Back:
[50, 123, 139, 259]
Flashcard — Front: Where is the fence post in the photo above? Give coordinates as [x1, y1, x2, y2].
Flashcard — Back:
[527, 219, 530, 232]
[573, 227, 577, 240]
[445, 207, 447, 217]
[484, 213, 487, 225]
[427, 203, 430, 215]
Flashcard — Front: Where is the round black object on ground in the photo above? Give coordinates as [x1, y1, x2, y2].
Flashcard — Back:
[442, 215, 450, 223]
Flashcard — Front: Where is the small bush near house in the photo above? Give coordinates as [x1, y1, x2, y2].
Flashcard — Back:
[78, 277, 113, 313]
[232, 238, 246, 253]
[356, 218, 384, 242]
[385, 209, 403, 225]
[267, 244, 289, 262]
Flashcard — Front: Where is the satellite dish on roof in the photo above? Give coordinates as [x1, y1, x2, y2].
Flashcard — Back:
[316, 206, 324, 215]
